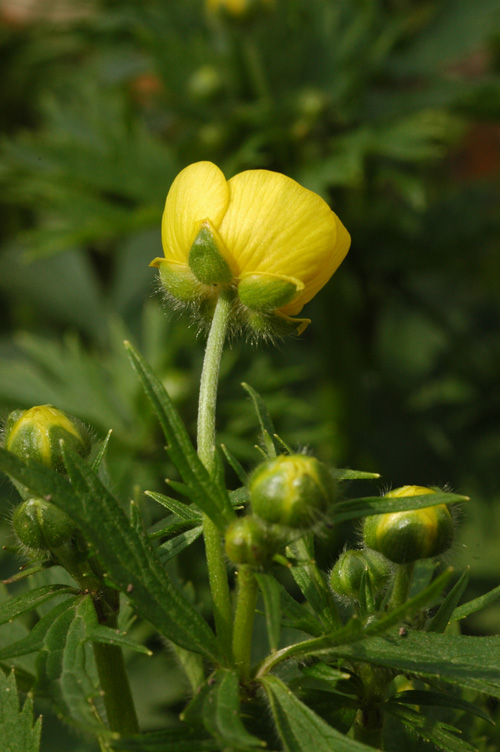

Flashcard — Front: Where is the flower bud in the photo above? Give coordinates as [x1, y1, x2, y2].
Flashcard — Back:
[362, 486, 455, 564]
[237, 272, 303, 313]
[249, 454, 336, 529]
[12, 497, 76, 553]
[5, 405, 91, 474]
[224, 515, 281, 567]
[329, 548, 391, 600]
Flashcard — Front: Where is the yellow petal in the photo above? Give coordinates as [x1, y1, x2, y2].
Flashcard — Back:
[218, 170, 350, 314]
[161, 162, 229, 264]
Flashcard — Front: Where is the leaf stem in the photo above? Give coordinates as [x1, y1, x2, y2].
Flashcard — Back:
[197, 289, 234, 654]
[232, 565, 259, 679]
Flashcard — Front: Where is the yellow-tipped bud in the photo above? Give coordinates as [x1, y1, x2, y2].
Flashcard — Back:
[362, 486, 455, 564]
[5, 405, 91, 474]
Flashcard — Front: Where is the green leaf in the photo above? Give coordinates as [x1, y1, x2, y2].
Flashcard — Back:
[333, 491, 467, 524]
[241, 382, 277, 458]
[60, 446, 222, 663]
[110, 728, 220, 751]
[203, 669, 265, 751]
[300, 663, 352, 687]
[0, 585, 77, 626]
[88, 625, 153, 656]
[145, 491, 202, 522]
[325, 631, 500, 698]
[288, 535, 340, 631]
[220, 443, 248, 485]
[334, 469, 381, 481]
[452, 583, 500, 622]
[261, 675, 374, 752]
[0, 447, 221, 663]
[427, 568, 470, 633]
[0, 670, 42, 752]
[385, 703, 477, 752]
[125, 340, 234, 529]
[34, 595, 103, 728]
[90, 429, 112, 473]
[255, 573, 281, 653]
[0, 599, 77, 661]
[390, 689, 494, 724]
[157, 526, 203, 564]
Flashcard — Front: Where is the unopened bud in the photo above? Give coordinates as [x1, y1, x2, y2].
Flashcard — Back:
[329, 548, 391, 600]
[362, 486, 455, 564]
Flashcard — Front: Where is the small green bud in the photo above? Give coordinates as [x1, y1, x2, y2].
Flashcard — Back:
[329, 548, 391, 600]
[13, 498, 76, 552]
[224, 515, 281, 567]
[188, 65, 222, 101]
[5, 405, 91, 474]
[188, 221, 233, 285]
[249, 454, 336, 529]
[243, 309, 311, 340]
[362, 486, 455, 564]
[238, 272, 303, 312]
[151, 257, 203, 303]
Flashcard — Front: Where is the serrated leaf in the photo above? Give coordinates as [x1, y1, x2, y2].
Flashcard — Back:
[125, 341, 234, 529]
[261, 675, 374, 752]
[0, 447, 221, 663]
[0, 670, 42, 752]
[88, 625, 152, 656]
[0, 585, 77, 626]
[255, 573, 281, 653]
[241, 382, 277, 458]
[427, 568, 470, 633]
[385, 703, 477, 752]
[452, 583, 500, 622]
[203, 669, 265, 751]
[333, 491, 467, 524]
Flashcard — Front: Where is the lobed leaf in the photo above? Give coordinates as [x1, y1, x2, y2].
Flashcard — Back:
[203, 669, 265, 750]
[261, 675, 374, 752]
[385, 703, 477, 752]
[0, 670, 42, 752]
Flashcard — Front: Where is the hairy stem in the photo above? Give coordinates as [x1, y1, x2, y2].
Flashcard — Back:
[232, 565, 259, 680]
[388, 561, 415, 611]
[197, 289, 234, 654]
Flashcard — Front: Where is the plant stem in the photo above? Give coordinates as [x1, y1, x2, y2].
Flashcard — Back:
[197, 289, 234, 654]
[388, 562, 415, 611]
[93, 640, 139, 735]
[232, 565, 258, 680]
[91, 588, 139, 735]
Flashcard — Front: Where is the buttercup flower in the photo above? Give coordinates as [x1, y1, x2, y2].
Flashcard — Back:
[151, 161, 350, 335]
[206, 0, 274, 17]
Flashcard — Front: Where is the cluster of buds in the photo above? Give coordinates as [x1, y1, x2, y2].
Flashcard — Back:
[151, 161, 350, 339]
[225, 454, 337, 567]
[3, 405, 92, 575]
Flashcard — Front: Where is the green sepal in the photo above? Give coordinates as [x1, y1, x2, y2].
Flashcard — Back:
[188, 221, 233, 285]
[244, 308, 311, 340]
[151, 258, 202, 302]
[238, 271, 303, 312]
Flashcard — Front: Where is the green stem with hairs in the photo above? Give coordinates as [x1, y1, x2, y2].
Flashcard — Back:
[388, 561, 415, 611]
[197, 289, 234, 655]
[232, 565, 259, 680]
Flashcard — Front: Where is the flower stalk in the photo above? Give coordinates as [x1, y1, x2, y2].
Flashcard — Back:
[197, 288, 234, 655]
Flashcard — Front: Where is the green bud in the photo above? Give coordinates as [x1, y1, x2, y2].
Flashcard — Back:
[238, 272, 303, 312]
[249, 454, 336, 529]
[362, 486, 455, 564]
[12, 498, 76, 552]
[224, 515, 281, 567]
[188, 221, 233, 285]
[5, 405, 91, 474]
[329, 549, 391, 600]
[188, 65, 222, 101]
[243, 309, 310, 341]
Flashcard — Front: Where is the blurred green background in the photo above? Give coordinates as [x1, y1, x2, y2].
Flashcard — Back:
[1, 0, 500, 748]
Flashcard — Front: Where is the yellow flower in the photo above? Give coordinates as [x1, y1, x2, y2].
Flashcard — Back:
[151, 161, 350, 334]
[206, 0, 274, 17]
